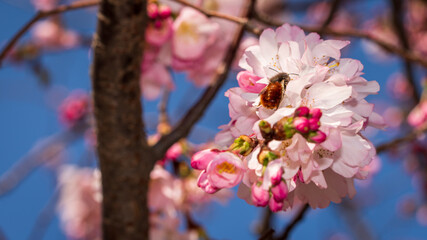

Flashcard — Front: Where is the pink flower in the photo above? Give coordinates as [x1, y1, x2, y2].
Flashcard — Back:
[172, 7, 219, 61]
[251, 183, 269, 207]
[59, 91, 89, 127]
[408, 101, 427, 128]
[140, 62, 174, 100]
[57, 166, 102, 240]
[191, 149, 220, 170]
[269, 198, 284, 212]
[206, 152, 245, 189]
[294, 117, 310, 134]
[271, 181, 288, 202]
[237, 71, 266, 93]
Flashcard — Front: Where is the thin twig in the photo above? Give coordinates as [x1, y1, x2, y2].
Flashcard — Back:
[258, 208, 274, 240]
[28, 186, 60, 240]
[321, 0, 342, 29]
[185, 212, 211, 240]
[153, 0, 257, 157]
[376, 124, 427, 154]
[172, 0, 247, 25]
[0, 0, 100, 66]
[390, 0, 420, 103]
[276, 204, 309, 240]
[337, 199, 374, 240]
[0, 125, 85, 197]
[158, 89, 170, 126]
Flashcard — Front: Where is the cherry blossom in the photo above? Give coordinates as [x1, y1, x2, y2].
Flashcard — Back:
[193, 24, 382, 211]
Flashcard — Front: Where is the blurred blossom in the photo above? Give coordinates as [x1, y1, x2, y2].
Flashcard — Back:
[361, 19, 398, 60]
[408, 100, 427, 128]
[416, 204, 427, 226]
[57, 165, 102, 240]
[386, 73, 413, 101]
[58, 90, 90, 127]
[32, 20, 79, 49]
[31, 0, 57, 10]
[404, 154, 420, 174]
[383, 106, 404, 128]
[306, 1, 355, 31]
[397, 195, 417, 217]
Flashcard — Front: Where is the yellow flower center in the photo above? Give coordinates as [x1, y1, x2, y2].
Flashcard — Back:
[216, 161, 236, 174]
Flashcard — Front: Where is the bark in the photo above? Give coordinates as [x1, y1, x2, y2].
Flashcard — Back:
[91, 0, 153, 239]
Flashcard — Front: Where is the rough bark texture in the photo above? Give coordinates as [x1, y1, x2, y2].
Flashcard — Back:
[91, 0, 153, 239]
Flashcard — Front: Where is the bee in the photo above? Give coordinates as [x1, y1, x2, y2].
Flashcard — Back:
[259, 72, 291, 110]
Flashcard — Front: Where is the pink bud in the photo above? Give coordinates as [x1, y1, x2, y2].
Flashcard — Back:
[251, 183, 269, 207]
[271, 181, 288, 202]
[165, 142, 182, 161]
[294, 117, 310, 134]
[308, 118, 320, 131]
[237, 71, 266, 93]
[310, 130, 327, 143]
[147, 3, 158, 19]
[191, 149, 219, 170]
[270, 168, 283, 186]
[295, 106, 309, 117]
[269, 198, 284, 212]
[158, 5, 172, 19]
[310, 108, 322, 119]
[204, 184, 219, 194]
[154, 20, 162, 29]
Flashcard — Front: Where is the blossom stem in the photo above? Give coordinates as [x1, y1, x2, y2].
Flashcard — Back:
[376, 124, 427, 154]
[0, 0, 100, 67]
[276, 204, 309, 240]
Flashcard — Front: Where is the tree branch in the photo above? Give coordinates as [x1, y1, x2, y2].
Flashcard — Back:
[153, 0, 257, 156]
[258, 209, 274, 240]
[376, 125, 427, 154]
[0, 126, 85, 197]
[28, 186, 59, 240]
[91, 0, 153, 239]
[276, 204, 309, 240]
[0, 0, 100, 67]
[390, 0, 420, 103]
[321, 0, 342, 29]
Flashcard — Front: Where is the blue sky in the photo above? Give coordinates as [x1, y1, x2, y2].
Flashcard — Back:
[1, 0, 427, 239]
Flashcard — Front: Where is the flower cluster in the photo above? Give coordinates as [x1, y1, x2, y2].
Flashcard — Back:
[140, 0, 254, 100]
[192, 24, 383, 211]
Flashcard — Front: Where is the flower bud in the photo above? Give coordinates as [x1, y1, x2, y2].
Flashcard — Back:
[154, 20, 162, 29]
[237, 71, 265, 93]
[308, 118, 320, 131]
[229, 135, 258, 156]
[294, 117, 310, 134]
[251, 183, 269, 207]
[309, 130, 327, 143]
[147, 3, 158, 19]
[191, 149, 219, 170]
[158, 5, 172, 19]
[257, 147, 279, 165]
[269, 198, 284, 212]
[270, 167, 283, 186]
[310, 108, 322, 119]
[271, 181, 288, 202]
[259, 120, 273, 140]
[295, 106, 309, 117]
[272, 117, 295, 140]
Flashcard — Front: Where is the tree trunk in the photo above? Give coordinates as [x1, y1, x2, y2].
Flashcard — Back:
[91, 0, 153, 239]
